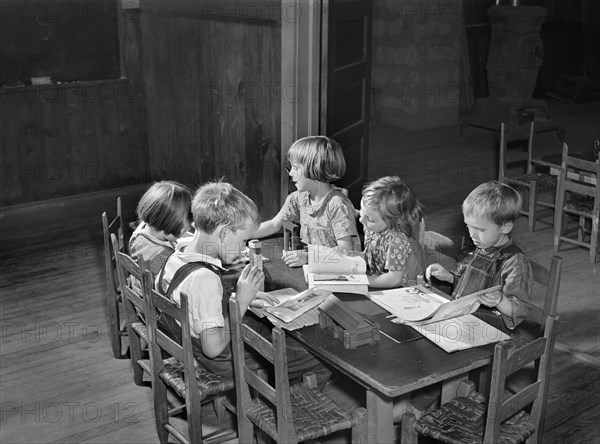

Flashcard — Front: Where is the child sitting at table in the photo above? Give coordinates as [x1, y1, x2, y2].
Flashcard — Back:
[359, 176, 426, 288]
[129, 181, 193, 277]
[253, 135, 361, 267]
[426, 181, 533, 333]
[157, 180, 331, 387]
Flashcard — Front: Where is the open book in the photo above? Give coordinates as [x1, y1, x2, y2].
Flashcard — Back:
[262, 287, 332, 323]
[303, 245, 369, 295]
[369, 285, 509, 352]
[370, 285, 501, 325]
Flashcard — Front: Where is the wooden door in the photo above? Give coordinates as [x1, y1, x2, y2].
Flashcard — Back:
[321, 0, 372, 207]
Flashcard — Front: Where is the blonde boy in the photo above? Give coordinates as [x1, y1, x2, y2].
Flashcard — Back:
[426, 181, 533, 332]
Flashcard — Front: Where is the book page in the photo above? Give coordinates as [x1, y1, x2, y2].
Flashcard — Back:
[404, 314, 510, 352]
[369, 285, 445, 321]
[265, 287, 331, 323]
[306, 245, 366, 274]
[369, 285, 501, 324]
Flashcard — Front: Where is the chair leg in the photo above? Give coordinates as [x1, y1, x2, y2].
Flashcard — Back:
[400, 413, 418, 444]
[213, 394, 227, 422]
[107, 288, 123, 359]
[590, 216, 599, 264]
[528, 185, 537, 232]
[129, 333, 144, 386]
[153, 380, 170, 444]
[578, 216, 585, 242]
[352, 407, 368, 444]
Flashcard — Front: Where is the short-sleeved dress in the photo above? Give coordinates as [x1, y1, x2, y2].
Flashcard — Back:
[277, 188, 361, 250]
[363, 228, 426, 286]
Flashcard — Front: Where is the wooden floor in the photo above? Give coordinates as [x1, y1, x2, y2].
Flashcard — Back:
[1, 97, 599, 443]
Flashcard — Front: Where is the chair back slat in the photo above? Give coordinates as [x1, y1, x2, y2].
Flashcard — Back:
[243, 367, 278, 403]
[114, 248, 145, 313]
[504, 337, 547, 375]
[241, 324, 274, 363]
[156, 329, 185, 363]
[499, 382, 542, 423]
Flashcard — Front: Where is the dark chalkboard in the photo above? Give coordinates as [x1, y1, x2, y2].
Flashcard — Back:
[0, 0, 121, 87]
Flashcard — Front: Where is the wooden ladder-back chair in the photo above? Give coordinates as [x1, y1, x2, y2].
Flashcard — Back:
[229, 295, 368, 444]
[144, 273, 236, 444]
[112, 234, 151, 386]
[499, 121, 557, 232]
[102, 196, 128, 358]
[402, 314, 559, 444]
[553, 142, 600, 263]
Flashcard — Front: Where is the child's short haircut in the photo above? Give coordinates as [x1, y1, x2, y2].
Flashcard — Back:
[362, 176, 423, 238]
[287, 136, 346, 183]
[192, 180, 260, 234]
[462, 181, 522, 226]
[136, 181, 192, 237]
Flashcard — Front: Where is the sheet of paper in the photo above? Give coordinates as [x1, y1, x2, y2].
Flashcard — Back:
[402, 314, 510, 352]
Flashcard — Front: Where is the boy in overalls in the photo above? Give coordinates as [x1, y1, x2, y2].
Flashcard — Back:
[426, 181, 533, 333]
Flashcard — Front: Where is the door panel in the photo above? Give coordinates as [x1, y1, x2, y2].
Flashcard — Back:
[322, 0, 372, 208]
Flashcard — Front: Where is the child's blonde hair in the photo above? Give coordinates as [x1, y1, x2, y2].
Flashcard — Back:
[136, 181, 192, 237]
[287, 136, 346, 183]
[362, 176, 423, 238]
[192, 180, 260, 234]
[462, 181, 522, 226]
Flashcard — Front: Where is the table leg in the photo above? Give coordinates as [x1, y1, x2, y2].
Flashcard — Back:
[366, 389, 394, 443]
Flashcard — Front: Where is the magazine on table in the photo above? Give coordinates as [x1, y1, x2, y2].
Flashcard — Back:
[260, 287, 332, 323]
[369, 284, 508, 352]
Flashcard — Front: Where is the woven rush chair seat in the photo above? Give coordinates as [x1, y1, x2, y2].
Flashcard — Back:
[246, 381, 358, 442]
[564, 195, 594, 215]
[509, 173, 556, 191]
[414, 395, 535, 444]
[158, 357, 235, 400]
[131, 321, 148, 343]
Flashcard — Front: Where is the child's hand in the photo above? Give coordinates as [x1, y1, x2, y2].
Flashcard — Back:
[342, 249, 365, 259]
[477, 290, 503, 307]
[236, 264, 264, 305]
[253, 292, 279, 307]
[425, 263, 453, 283]
[282, 249, 308, 267]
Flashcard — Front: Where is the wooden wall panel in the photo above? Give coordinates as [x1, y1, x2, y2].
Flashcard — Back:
[0, 81, 150, 206]
[140, 3, 282, 219]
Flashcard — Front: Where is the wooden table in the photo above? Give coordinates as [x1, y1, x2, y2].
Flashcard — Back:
[261, 238, 496, 443]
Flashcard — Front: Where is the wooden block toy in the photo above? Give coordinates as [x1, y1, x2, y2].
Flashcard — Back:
[318, 294, 380, 349]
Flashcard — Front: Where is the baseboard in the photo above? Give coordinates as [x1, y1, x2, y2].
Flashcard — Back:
[0, 184, 149, 240]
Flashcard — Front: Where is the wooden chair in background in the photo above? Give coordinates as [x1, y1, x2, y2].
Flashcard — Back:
[102, 196, 128, 358]
[112, 234, 151, 386]
[553, 143, 600, 263]
[144, 274, 235, 444]
[499, 121, 557, 232]
[401, 314, 559, 444]
[229, 295, 368, 444]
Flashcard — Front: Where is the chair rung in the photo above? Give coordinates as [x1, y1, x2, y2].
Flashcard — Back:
[168, 404, 187, 416]
[560, 236, 592, 249]
[164, 424, 187, 443]
[137, 359, 151, 375]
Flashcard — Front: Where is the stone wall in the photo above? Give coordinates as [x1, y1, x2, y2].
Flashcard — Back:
[371, 0, 465, 130]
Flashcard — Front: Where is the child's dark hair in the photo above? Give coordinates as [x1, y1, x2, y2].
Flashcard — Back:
[362, 176, 424, 238]
[192, 180, 261, 234]
[136, 181, 192, 237]
[462, 181, 522, 226]
[287, 136, 346, 183]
